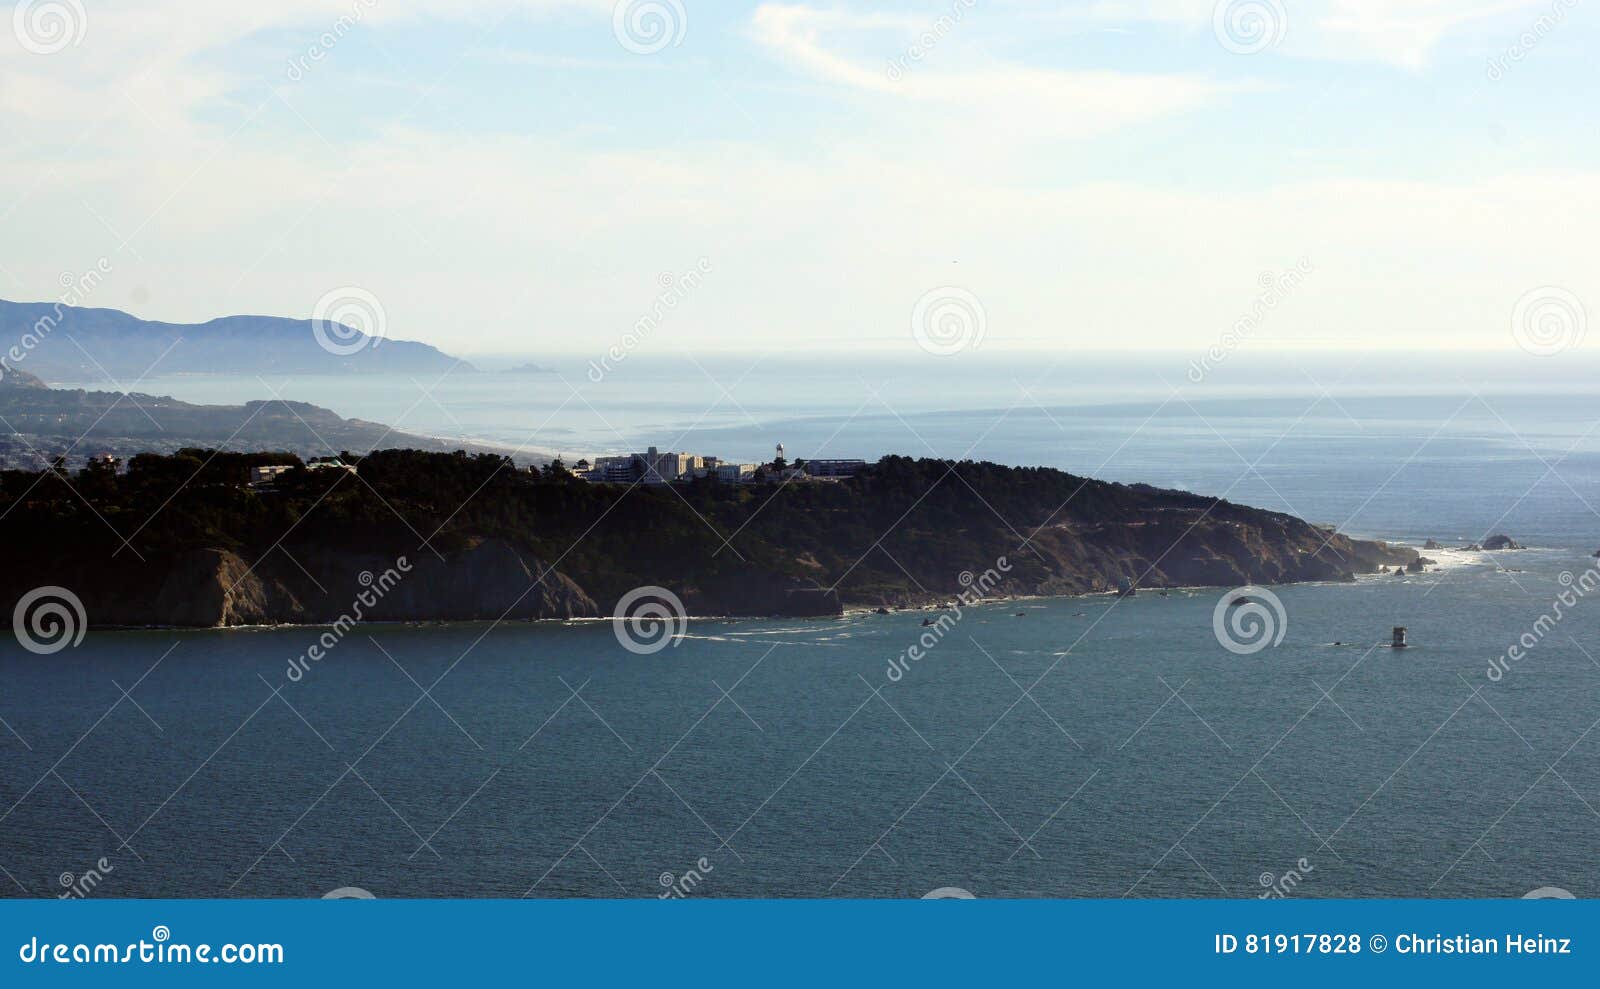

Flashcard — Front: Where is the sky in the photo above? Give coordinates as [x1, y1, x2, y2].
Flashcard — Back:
[0, 0, 1596, 356]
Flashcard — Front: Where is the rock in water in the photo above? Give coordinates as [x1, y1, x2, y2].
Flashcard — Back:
[1482, 534, 1523, 551]
[1423, 539, 1441, 550]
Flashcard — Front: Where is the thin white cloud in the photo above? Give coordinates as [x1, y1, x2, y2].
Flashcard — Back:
[750, 3, 1240, 137]
[1061, 0, 1557, 68]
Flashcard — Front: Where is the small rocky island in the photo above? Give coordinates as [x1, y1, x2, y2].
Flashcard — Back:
[0, 451, 1419, 627]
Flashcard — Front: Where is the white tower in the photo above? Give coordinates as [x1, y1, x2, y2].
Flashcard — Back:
[776, 442, 785, 462]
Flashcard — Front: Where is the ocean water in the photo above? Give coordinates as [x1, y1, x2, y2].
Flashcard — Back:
[7, 356, 1600, 899]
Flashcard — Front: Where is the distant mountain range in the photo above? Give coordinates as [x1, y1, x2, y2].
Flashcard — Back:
[0, 299, 472, 380]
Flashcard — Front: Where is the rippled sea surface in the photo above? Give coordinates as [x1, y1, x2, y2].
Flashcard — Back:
[5, 556, 1599, 899]
[4, 382, 1600, 899]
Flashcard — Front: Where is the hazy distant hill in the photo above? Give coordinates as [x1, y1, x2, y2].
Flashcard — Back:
[0, 299, 472, 380]
[0, 372, 505, 469]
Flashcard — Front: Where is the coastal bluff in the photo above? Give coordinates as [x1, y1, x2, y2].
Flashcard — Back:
[1, 451, 1414, 628]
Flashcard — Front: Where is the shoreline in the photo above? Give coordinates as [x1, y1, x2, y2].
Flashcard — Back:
[73, 537, 1556, 635]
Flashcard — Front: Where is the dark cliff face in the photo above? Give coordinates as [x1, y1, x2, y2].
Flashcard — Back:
[838, 511, 1415, 608]
[11, 539, 597, 628]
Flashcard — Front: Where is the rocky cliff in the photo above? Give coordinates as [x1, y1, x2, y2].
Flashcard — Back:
[22, 539, 596, 628]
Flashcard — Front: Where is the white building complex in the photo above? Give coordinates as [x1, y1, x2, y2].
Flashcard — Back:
[577, 445, 863, 485]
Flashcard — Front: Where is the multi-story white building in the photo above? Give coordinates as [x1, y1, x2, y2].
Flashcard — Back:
[804, 459, 868, 478]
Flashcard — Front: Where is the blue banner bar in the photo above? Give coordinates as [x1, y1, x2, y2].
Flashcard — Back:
[3, 899, 1594, 985]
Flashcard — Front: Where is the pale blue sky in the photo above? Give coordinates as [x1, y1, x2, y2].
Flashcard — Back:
[1, 1, 1595, 354]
